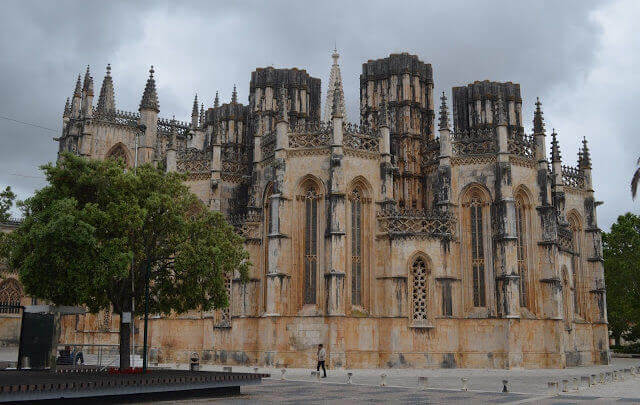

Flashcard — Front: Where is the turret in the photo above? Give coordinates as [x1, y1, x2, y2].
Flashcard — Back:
[191, 94, 199, 129]
[71, 74, 82, 118]
[138, 66, 159, 165]
[96, 64, 115, 115]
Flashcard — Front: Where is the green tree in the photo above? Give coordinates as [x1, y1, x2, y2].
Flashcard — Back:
[0, 186, 16, 223]
[4, 153, 248, 369]
[603, 212, 640, 345]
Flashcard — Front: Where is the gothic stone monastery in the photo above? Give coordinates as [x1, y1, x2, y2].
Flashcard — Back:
[25, 50, 610, 369]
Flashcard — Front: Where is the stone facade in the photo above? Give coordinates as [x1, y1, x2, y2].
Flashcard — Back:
[42, 51, 612, 368]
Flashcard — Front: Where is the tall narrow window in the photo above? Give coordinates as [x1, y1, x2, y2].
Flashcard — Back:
[441, 280, 453, 317]
[412, 257, 428, 322]
[262, 184, 273, 311]
[469, 192, 486, 307]
[515, 196, 528, 308]
[569, 215, 582, 316]
[303, 187, 319, 305]
[350, 189, 363, 306]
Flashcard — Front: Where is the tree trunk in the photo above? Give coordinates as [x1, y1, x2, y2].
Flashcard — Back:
[119, 312, 131, 370]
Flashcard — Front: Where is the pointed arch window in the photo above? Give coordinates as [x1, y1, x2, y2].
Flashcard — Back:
[302, 187, 319, 305]
[0, 278, 22, 314]
[469, 192, 486, 307]
[106, 143, 129, 166]
[515, 194, 529, 308]
[350, 189, 363, 306]
[411, 257, 428, 322]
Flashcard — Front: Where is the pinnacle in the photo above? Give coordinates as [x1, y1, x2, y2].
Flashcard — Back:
[277, 83, 288, 121]
[581, 137, 591, 169]
[139, 65, 159, 112]
[73, 74, 82, 97]
[63, 97, 71, 117]
[550, 128, 561, 163]
[214, 91, 220, 108]
[324, 48, 346, 122]
[438, 91, 450, 131]
[231, 85, 238, 104]
[97, 64, 115, 114]
[331, 79, 343, 118]
[533, 97, 545, 134]
[192, 94, 199, 117]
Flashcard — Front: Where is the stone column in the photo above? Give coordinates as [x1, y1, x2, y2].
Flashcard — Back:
[266, 91, 291, 316]
[325, 100, 346, 316]
[494, 103, 520, 319]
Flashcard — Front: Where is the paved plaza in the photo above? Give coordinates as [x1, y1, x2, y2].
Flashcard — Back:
[148, 358, 640, 403]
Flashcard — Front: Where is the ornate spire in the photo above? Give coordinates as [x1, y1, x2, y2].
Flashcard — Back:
[533, 97, 545, 134]
[277, 83, 288, 122]
[550, 128, 561, 163]
[96, 64, 115, 114]
[331, 79, 344, 118]
[438, 92, 450, 131]
[139, 66, 159, 112]
[214, 91, 220, 108]
[496, 93, 507, 126]
[73, 74, 82, 98]
[323, 48, 347, 122]
[63, 98, 71, 117]
[199, 103, 205, 127]
[580, 137, 591, 169]
[191, 94, 199, 117]
[231, 85, 238, 104]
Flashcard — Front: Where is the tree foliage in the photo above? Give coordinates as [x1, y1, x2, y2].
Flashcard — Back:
[0, 186, 16, 223]
[603, 212, 640, 344]
[3, 153, 249, 367]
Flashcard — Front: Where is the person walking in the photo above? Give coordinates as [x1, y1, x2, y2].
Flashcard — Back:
[317, 344, 327, 378]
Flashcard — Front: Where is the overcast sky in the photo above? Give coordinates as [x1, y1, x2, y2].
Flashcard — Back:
[0, 0, 638, 230]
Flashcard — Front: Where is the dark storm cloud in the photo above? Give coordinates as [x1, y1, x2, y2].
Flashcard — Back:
[1, 0, 636, 228]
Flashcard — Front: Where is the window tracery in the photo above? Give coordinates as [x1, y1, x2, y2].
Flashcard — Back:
[301, 186, 320, 305]
[515, 194, 529, 308]
[469, 192, 486, 307]
[411, 257, 428, 322]
[0, 279, 22, 314]
[350, 189, 363, 306]
[106, 143, 129, 166]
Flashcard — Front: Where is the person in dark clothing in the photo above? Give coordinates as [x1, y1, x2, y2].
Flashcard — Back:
[317, 344, 327, 378]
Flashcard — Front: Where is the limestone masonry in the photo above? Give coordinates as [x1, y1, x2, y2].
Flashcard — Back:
[6, 50, 610, 369]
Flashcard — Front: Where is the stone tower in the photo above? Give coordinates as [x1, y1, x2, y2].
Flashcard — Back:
[360, 53, 434, 209]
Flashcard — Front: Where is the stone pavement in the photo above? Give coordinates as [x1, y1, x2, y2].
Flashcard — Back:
[160, 357, 640, 398]
[147, 380, 640, 404]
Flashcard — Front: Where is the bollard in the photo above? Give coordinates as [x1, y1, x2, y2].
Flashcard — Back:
[547, 381, 558, 395]
[606, 371, 613, 382]
[580, 376, 590, 388]
[572, 377, 579, 391]
[501, 380, 509, 393]
[380, 374, 387, 387]
[222, 366, 232, 373]
[347, 372, 353, 385]
[418, 376, 428, 390]
[281, 368, 286, 380]
[253, 367, 259, 374]
[561, 379, 569, 392]
[590, 374, 597, 385]
[461, 377, 469, 391]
